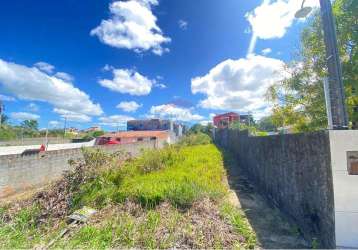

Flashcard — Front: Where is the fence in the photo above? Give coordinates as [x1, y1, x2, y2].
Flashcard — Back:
[215, 129, 335, 248]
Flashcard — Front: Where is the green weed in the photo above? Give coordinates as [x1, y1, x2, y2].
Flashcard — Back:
[220, 203, 257, 249]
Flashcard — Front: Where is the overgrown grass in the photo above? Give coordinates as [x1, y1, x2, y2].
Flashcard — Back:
[220, 203, 257, 248]
[74, 144, 226, 209]
[0, 133, 256, 248]
[0, 204, 42, 248]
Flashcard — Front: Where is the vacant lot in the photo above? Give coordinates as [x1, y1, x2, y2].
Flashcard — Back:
[0, 134, 256, 249]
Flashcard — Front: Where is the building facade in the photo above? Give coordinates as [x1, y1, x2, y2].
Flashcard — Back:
[95, 130, 172, 147]
[213, 112, 240, 128]
[127, 119, 171, 131]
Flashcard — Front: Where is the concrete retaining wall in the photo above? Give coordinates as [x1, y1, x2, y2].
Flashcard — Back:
[0, 141, 157, 199]
[215, 129, 335, 248]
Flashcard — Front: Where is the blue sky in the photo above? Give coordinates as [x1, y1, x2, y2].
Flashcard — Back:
[0, 0, 319, 130]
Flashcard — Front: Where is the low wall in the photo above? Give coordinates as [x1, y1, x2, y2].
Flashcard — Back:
[215, 129, 335, 248]
[0, 137, 72, 146]
[0, 141, 157, 199]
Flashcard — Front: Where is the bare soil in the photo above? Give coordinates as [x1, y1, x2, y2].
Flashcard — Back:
[223, 151, 310, 249]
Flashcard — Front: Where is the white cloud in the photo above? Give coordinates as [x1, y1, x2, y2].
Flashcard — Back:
[10, 112, 40, 121]
[26, 103, 39, 112]
[178, 19, 188, 30]
[153, 81, 167, 89]
[191, 54, 286, 119]
[49, 120, 61, 128]
[54, 72, 74, 82]
[199, 120, 212, 126]
[116, 101, 142, 112]
[54, 108, 92, 123]
[99, 115, 134, 127]
[245, 0, 319, 40]
[90, 0, 171, 55]
[149, 104, 204, 122]
[261, 48, 272, 55]
[34, 62, 55, 74]
[0, 59, 103, 117]
[99, 68, 153, 96]
[0, 94, 16, 102]
[102, 64, 114, 72]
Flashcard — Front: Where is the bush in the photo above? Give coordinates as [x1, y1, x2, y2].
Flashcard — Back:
[74, 144, 225, 209]
[178, 132, 212, 146]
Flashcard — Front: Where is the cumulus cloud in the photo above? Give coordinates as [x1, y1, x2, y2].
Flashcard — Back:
[191, 54, 286, 119]
[116, 101, 142, 112]
[34, 62, 55, 74]
[26, 103, 39, 112]
[245, 0, 319, 40]
[0, 59, 103, 117]
[10, 112, 40, 121]
[178, 19, 188, 30]
[54, 72, 74, 82]
[54, 108, 92, 123]
[149, 104, 204, 122]
[99, 68, 153, 96]
[99, 115, 134, 127]
[261, 48, 272, 55]
[90, 0, 171, 55]
[0, 94, 16, 102]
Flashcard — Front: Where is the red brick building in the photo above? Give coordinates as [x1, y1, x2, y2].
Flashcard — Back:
[213, 112, 239, 128]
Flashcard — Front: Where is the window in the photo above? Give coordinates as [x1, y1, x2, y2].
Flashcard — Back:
[137, 137, 143, 142]
[150, 137, 156, 141]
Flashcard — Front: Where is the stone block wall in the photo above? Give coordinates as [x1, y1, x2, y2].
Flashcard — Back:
[215, 129, 335, 248]
[0, 141, 157, 199]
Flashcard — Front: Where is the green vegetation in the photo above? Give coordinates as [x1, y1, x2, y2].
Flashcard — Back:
[189, 123, 214, 136]
[0, 134, 256, 249]
[229, 121, 269, 136]
[74, 144, 225, 209]
[178, 132, 212, 146]
[267, 0, 358, 131]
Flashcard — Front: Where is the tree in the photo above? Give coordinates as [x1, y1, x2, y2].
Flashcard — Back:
[21, 120, 39, 131]
[257, 116, 277, 132]
[267, 0, 358, 130]
[0, 114, 9, 126]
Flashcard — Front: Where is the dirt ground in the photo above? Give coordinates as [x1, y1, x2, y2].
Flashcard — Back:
[223, 152, 310, 249]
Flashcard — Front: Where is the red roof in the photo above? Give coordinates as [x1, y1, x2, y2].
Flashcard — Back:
[102, 130, 170, 139]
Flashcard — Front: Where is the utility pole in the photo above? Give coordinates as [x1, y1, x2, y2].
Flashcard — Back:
[295, 0, 349, 129]
[0, 100, 3, 127]
[319, 0, 349, 129]
[63, 117, 67, 139]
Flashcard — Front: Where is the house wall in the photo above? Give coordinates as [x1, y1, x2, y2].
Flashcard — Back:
[329, 130, 358, 248]
[215, 129, 335, 248]
[0, 141, 159, 199]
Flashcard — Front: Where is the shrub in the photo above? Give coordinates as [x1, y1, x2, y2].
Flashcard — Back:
[178, 132, 212, 146]
[73, 144, 226, 209]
